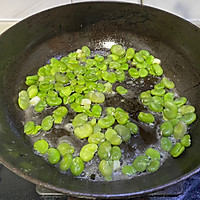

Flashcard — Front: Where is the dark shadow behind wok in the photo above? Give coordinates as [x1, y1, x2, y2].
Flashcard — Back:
[0, 2, 200, 199]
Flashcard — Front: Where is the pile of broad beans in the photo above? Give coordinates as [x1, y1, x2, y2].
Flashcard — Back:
[18, 44, 196, 181]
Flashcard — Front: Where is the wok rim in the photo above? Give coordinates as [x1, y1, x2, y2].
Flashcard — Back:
[0, 1, 200, 198]
[1, 157, 200, 198]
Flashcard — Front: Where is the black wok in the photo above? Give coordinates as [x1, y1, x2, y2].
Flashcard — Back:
[0, 2, 200, 199]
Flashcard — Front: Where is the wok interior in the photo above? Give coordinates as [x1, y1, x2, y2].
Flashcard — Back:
[0, 2, 200, 198]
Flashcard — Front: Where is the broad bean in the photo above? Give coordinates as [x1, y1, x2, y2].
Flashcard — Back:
[80, 144, 98, 162]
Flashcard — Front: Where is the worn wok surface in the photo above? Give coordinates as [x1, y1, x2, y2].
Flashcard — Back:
[0, 2, 200, 199]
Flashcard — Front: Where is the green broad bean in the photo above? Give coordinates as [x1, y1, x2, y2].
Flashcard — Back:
[139, 68, 148, 77]
[74, 85, 87, 94]
[70, 79, 77, 86]
[138, 112, 155, 123]
[149, 96, 163, 112]
[125, 48, 135, 60]
[147, 160, 160, 172]
[27, 85, 38, 99]
[99, 160, 113, 178]
[121, 63, 129, 70]
[25, 75, 38, 86]
[114, 124, 131, 142]
[77, 78, 87, 87]
[160, 121, 174, 137]
[33, 139, 49, 155]
[53, 115, 63, 124]
[179, 113, 196, 125]
[80, 144, 98, 162]
[59, 153, 73, 171]
[116, 69, 126, 82]
[97, 141, 112, 160]
[54, 72, 69, 84]
[149, 102, 163, 112]
[66, 72, 75, 79]
[63, 95, 75, 104]
[96, 83, 105, 92]
[163, 101, 178, 120]
[107, 72, 117, 83]
[96, 62, 107, 71]
[132, 59, 138, 66]
[53, 106, 68, 118]
[105, 128, 122, 145]
[132, 155, 149, 172]
[82, 46, 91, 57]
[70, 157, 84, 176]
[152, 63, 163, 76]
[116, 86, 127, 95]
[74, 66, 86, 76]
[39, 82, 54, 92]
[122, 165, 136, 175]
[37, 91, 47, 100]
[151, 88, 165, 96]
[170, 118, 179, 126]
[24, 121, 35, 135]
[164, 92, 175, 102]
[60, 86, 72, 97]
[117, 57, 127, 64]
[31, 125, 41, 135]
[109, 61, 121, 69]
[174, 97, 187, 107]
[18, 90, 30, 110]
[111, 44, 125, 56]
[173, 120, 187, 139]
[134, 52, 144, 63]
[46, 96, 62, 106]
[146, 55, 154, 65]
[139, 50, 150, 59]
[74, 123, 93, 139]
[47, 148, 61, 164]
[102, 71, 109, 81]
[106, 107, 115, 116]
[88, 132, 105, 144]
[170, 143, 185, 158]
[103, 82, 113, 93]
[38, 67, 47, 76]
[92, 105, 102, 118]
[140, 90, 152, 106]
[154, 82, 165, 90]
[114, 110, 129, 125]
[86, 59, 96, 67]
[110, 146, 121, 160]
[178, 105, 195, 115]
[128, 68, 139, 78]
[181, 134, 191, 147]
[125, 122, 138, 134]
[34, 100, 46, 112]
[84, 71, 98, 82]
[136, 62, 148, 69]
[108, 54, 119, 61]
[86, 91, 105, 103]
[85, 82, 96, 90]
[162, 77, 175, 89]
[93, 124, 102, 133]
[60, 56, 70, 64]
[161, 137, 173, 152]
[90, 118, 96, 126]
[47, 90, 58, 97]
[54, 82, 63, 92]
[57, 142, 74, 156]
[145, 148, 160, 160]
[41, 115, 54, 131]
[98, 115, 115, 129]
